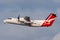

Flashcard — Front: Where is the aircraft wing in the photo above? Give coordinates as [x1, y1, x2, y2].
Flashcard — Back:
[24, 22, 33, 24]
[19, 21, 33, 24]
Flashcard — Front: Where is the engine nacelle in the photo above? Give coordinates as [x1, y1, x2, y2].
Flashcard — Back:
[24, 16, 30, 21]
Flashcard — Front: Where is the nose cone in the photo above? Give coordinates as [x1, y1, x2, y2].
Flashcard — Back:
[4, 20, 6, 23]
[3, 20, 8, 24]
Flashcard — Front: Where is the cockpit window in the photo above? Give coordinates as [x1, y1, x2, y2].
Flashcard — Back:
[8, 18, 12, 19]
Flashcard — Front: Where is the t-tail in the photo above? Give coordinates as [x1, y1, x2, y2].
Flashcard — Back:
[42, 13, 57, 27]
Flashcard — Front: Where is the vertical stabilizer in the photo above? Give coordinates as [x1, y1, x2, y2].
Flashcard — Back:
[42, 13, 57, 26]
[46, 13, 56, 20]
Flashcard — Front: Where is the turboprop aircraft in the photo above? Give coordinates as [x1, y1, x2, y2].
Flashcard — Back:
[4, 13, 57, 27]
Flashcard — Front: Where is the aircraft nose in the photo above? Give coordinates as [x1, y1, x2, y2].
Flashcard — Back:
[3, 20, 8, 24]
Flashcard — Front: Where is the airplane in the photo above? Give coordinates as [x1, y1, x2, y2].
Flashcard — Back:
[3, 13, 57, 27]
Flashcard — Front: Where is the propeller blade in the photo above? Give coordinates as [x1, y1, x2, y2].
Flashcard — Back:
[18, 14, 20, 22]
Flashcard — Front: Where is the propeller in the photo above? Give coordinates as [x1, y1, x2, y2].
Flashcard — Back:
[18, 14, 20, 22]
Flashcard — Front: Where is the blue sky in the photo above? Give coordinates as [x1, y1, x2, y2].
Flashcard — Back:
[0, 0, 60, 40]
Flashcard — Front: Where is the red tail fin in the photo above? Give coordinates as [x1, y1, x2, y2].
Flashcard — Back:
[42, 13, 57, 27]
[46, 13, 56, 20]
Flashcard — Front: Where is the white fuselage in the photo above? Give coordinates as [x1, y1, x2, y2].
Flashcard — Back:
[3, 13, 56, 27]
[4, 18, 45, 27]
